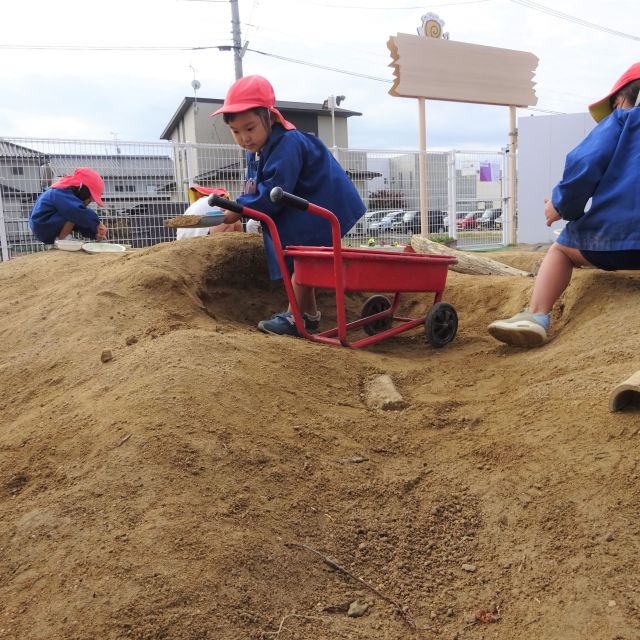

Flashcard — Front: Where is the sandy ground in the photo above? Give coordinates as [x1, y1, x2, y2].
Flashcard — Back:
[1, 234, 639, 640]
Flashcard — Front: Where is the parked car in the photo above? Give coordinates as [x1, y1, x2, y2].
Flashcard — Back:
[443, 212, 466, 232]
[369, 210, 403, 235]
[457, 210, 484, 231]
[495, 215, 503, 230]
[361, 208, 401, 234]
[401, 209, 446, 235]
[477, 208, 502, 230]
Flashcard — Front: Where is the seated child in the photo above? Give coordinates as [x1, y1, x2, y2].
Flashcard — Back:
[176, 186, 242, 240]
[29, 167, 107, 244]
[488, 62, 640, 347]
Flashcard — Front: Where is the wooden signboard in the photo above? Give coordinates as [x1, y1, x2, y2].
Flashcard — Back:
[387, 23, 539, 245]
[387, 34, 538, 108]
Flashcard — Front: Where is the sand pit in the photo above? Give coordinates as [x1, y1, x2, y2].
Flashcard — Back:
[1, 234, 639, 639]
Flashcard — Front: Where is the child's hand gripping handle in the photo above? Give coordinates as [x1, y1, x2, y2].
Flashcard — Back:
[269, 187, 309, 210]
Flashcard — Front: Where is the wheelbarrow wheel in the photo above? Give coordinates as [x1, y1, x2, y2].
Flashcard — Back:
[425, 302, 458, 347]
[361, 295, 392, 336]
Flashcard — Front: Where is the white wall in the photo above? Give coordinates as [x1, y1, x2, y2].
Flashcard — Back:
[517, 112, 595, 244]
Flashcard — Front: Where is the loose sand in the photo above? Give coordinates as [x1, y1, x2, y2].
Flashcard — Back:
[1, 234, 639, 640]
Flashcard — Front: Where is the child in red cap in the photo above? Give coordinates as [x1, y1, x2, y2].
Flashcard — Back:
[29, 167, 107, 245]
[212, 75, 366, 336]
[176, 185, 243, 240]
[488, 63, 640, 347]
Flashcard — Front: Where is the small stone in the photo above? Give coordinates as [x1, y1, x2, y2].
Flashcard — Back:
[125, 335, 138, 346]
[347, 600, 369, 617]
[461, 563, 477, 573]
[100, 349, 113, 363]
[604, 533, 615, 542]
[363, 374, 408, 411]
[608, 600, 616, 608]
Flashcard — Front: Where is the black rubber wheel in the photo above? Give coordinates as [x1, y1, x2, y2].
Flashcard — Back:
[361, 295, 392, 336]
[425, 302, 458, 347]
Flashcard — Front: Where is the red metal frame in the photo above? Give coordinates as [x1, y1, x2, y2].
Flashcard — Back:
[234, 200, 457, 348]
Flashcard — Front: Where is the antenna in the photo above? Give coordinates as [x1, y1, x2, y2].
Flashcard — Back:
[110, 131, 121, 155]
[190, 65, 201, 112]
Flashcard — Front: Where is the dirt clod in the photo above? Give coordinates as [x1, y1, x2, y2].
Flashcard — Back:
[1, 236, 639, 640]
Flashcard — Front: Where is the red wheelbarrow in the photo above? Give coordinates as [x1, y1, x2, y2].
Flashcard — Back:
[208, 188, 458, 349]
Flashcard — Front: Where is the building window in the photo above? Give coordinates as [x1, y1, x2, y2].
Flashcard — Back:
[11, 167, 24, 175]
[114, 185, 136, 192]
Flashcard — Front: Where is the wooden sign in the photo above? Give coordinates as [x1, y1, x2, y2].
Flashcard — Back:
[387, 33, 538, 108]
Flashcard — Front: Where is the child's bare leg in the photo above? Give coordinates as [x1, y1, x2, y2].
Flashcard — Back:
[57, 221, 75, 239]
[529, 243, 592, 314]
[290, 278, 317, 316]
[488, 243, 594, 347]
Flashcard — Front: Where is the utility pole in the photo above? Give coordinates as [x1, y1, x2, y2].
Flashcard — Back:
[230, 0, 243, 79]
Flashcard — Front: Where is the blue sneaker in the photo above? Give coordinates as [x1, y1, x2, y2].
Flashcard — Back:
[258, 311, 320, 336]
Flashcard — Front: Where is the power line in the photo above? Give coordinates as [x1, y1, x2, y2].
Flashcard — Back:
[308, 0, 489, 7]
[0, 44, 230, 51]
[509, 0, 640, 42]
[246, 48, 392, 83]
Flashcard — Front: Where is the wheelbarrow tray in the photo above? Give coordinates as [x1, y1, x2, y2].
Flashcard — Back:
[285, 246, 455, 293]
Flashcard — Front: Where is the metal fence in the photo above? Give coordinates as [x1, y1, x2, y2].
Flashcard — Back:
[0, 137, 508, 261]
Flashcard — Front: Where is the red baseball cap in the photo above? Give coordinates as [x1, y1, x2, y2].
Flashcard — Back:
[50, 167, 104, 207]
[588, 62, 640, 122]
[211, 75, 296, 130]
[188, 185, 229, 203]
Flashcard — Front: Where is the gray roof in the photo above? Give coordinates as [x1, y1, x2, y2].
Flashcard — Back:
[48, 154, 175, 179]
[160, 96, 362, 140]
[0, 140, 45, 159]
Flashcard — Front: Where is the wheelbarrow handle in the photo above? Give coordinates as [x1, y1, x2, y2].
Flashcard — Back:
[207, 194, 243, 214]
[270, 187, 309, 211]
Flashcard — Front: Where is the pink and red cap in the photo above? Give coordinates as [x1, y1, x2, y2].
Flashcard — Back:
[51, 167, 104, 207]
[588, 62, 640, 122]
[211, 75, 296, 130]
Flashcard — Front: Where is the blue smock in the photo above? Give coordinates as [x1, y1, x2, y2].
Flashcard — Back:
[554, 107, 640, 251]
[29, 187, 100, 245]
[237, 126, 366, 279]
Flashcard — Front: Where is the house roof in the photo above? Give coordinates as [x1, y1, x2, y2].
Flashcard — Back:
[47, 154, 175, 180]
[0, 140, 45, 159]
[160, 96, 362, 140]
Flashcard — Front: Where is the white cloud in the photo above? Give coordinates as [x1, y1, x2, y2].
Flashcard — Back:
[1, 0, 638, 148]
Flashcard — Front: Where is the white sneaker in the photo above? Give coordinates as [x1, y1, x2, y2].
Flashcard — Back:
[488, 312, 548, 347]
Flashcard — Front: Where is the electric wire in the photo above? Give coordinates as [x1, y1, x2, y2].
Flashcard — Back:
[508, 0, 640, 42]
[308, 0, 489, 8]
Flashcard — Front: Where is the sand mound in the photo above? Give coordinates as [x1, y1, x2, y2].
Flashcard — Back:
[1, 236, 639, 640]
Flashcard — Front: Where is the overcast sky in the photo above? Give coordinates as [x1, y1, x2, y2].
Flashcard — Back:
[0, 0, 638, 151]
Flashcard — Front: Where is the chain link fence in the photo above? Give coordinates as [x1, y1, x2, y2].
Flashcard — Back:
[0, 137, 508, 261]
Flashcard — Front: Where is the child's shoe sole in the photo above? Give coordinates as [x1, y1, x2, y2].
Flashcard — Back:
[488, 319, 547, 347]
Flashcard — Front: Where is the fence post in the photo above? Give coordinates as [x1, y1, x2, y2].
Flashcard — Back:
[447, 150, 457, 240]
[0, 187, 9, 261]
[501, 149, 509, 245]
[507, 106, 518, 245]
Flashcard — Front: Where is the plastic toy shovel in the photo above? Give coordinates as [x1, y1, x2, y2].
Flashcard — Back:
[164, 213, 226, 229]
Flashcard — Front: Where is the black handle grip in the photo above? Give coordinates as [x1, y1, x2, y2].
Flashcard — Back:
[270, 187, 309, 211]
[208, 194, 244, 214]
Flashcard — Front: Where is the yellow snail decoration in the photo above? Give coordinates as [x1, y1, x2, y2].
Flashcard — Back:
[417, 13, 449, 39]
